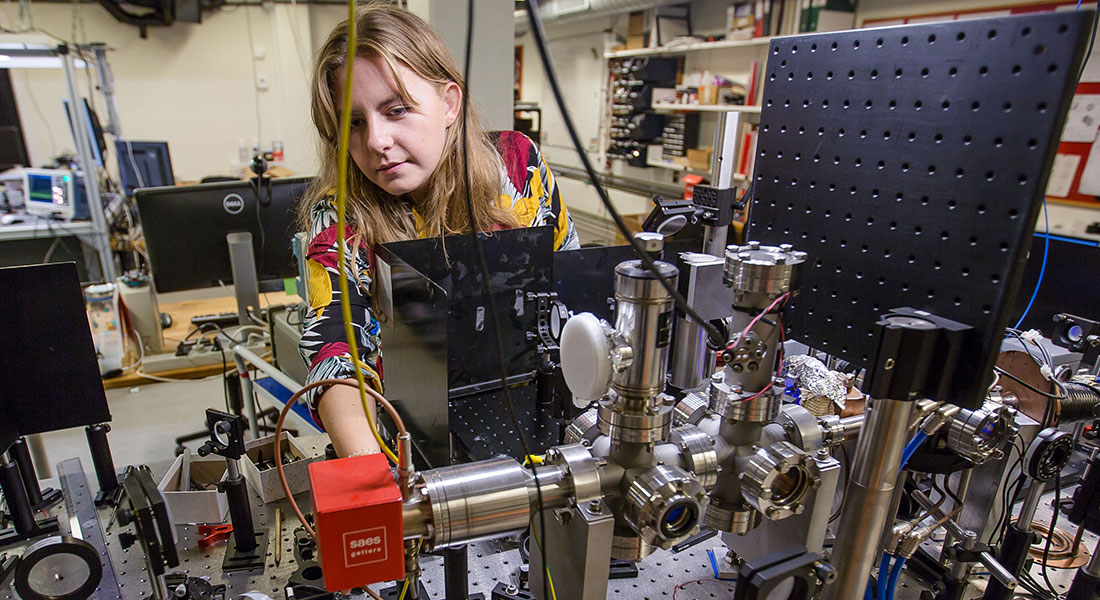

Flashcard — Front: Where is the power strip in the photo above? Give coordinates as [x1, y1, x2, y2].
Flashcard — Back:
[140, 339, 269, 374]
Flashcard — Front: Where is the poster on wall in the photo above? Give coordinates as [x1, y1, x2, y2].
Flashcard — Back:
[1062, 95, 1100, 143]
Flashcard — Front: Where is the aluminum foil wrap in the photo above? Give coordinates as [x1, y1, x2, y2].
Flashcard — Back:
[785, 355, 848, 416]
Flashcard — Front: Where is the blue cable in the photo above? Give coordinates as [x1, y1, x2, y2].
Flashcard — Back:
[899, 430, 929, 472]
[876, 552, 891, 600]
[1013, 195, 1050, 330]
[886, 556, 907, 600]
[863, 432, 928, 598]
[1034, 231, 1100, 247]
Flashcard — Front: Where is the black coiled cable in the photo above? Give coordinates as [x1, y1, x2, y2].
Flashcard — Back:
[1059, 381, 1100, 423]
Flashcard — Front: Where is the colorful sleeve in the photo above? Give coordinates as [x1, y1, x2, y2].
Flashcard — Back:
[496, 131, 581, 251]
[297, 198, 384, 429]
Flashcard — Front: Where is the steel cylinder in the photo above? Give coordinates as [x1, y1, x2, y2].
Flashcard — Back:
[826, 397, 916, 600]
[669, 316, 709, 392]
[611, 259, 678, 398]
[415, 458, 569, 550]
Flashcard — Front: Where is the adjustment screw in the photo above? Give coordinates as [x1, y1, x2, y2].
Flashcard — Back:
[174, 584, 188, 598]
[589, 499, 602, 513]
[505, 584, 519, 595]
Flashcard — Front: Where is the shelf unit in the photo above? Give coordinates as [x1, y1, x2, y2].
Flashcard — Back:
[600, 26, 773, 188]
[651, 103, 762, 115]
[604, 36, 776, 59]
[644, 154, 748, 182]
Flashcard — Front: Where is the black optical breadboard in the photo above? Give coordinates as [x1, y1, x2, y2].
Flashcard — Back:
[746, 11, 1091, 408]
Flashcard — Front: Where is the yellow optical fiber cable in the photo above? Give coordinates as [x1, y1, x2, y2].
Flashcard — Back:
[334, 0, 398, 465]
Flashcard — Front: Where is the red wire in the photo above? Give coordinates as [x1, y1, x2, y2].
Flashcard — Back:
[672, 578, 733, 600]
[728, 292, 790, 353]
[740, 381, 774, 403]
[736, 304, 789, 403]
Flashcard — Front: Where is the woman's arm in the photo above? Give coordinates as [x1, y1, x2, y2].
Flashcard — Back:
[298, 198, 387, 457]
[316, 384, 382, 457]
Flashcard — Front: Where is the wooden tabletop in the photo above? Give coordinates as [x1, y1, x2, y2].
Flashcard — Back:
[104, 291, 299, 390]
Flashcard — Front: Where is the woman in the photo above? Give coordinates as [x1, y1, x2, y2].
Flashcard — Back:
[297, 4, 579, 457]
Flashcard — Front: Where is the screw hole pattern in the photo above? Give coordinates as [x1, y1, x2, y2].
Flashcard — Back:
[749, 13, 1084, 405]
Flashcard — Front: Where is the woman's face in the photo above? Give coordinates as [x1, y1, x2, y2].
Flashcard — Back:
[336, 55, 461, 202]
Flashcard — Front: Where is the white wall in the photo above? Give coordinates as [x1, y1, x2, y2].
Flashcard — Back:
[9, 2, 332, 182]
[408, 0, 514, 132]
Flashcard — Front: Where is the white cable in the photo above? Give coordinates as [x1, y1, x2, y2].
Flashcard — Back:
[243, 6, 263, 153]
[988, 370, 1000, 392]
[266, 3, 287, 158]
[282, 0, 310, 78]
[124, 139, 146, 189]
[128, 322, 267, 383]
[124, 326, 144, 371]
[21, 69, 58, 157]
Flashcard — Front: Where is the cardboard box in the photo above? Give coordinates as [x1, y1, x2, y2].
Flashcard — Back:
[686, 147, 713, 171]
[157, 453, 229, 525]
[626, 34, 646, 50]
[628, 11, 646, 36]
[241, 432, 316, 503]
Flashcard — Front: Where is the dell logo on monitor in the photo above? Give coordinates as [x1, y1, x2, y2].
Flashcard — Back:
[223, 193, 245, 215]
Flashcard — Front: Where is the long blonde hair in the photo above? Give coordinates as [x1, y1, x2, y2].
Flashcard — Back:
[299, 3, 519, 247]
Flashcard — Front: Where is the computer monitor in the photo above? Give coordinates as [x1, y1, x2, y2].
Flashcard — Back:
[116, 140, 174, 196]
[135, 176, 312, 293]
[0, 262, 112, 450]
[62, 98, 106, 167]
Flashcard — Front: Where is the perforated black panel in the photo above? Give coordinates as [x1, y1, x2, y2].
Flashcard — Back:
[747, 12, 1091, 407]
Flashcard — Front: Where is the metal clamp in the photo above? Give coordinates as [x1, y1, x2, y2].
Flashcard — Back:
[669, 425, 719, 488]
[544, 444, 602, 505]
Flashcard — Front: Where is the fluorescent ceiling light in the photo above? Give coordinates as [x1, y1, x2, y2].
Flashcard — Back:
[0, 33, 88, 68]
[0, 55, 87, 69]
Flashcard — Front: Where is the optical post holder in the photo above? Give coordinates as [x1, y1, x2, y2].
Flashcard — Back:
[197, 408, 267, 571]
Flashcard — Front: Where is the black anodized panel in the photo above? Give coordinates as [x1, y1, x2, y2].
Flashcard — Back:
[747, 12, 1090, 407]
[0, 262, 112, 441]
